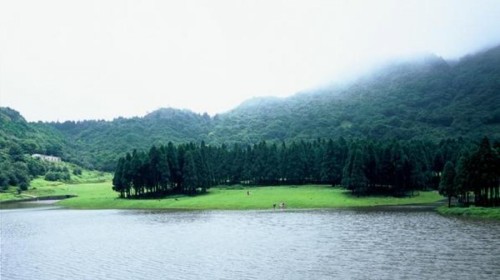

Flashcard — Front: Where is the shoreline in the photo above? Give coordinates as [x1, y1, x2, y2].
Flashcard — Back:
[436, 206, 500, 220]
[2, 195, 498, 220]
[0, 195, 77, 205]
[2, 194, 446, 211]
[2, 182, 497, 220]
[1, 196, 443, 211]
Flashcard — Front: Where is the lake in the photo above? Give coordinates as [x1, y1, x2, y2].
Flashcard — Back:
[1, 204, 499, 280]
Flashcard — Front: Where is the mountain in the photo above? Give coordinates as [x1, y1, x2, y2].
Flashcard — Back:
[212, 47, 499, 142]
[2, 45, 500, 170]
[0, 107, 67, 156]
[47, 108, 212, 170]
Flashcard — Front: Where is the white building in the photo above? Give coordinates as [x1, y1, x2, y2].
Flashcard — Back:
[31, 154, 61, 162]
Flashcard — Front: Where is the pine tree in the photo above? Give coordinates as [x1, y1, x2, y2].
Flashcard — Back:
[439, 161, 457, 207]
[183, 151, 198, 194]
[112, 157, 125, 198]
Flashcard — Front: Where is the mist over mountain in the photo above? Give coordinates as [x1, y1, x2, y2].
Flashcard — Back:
[212, 46, 499, 143]
[2, 45, 499, 170]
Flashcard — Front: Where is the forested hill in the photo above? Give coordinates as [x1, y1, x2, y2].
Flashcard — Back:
[0, 107, 69, 188]
[48, 108, 212, 169]
[0, 107, 67, 157]
[213, 45, 500, 143]
[3, 44, 499, 170]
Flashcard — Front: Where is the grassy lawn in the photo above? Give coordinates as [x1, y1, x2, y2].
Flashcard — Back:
[0, 169, 112, 202]
[0, 179, 70, 201]
[1, 175, 444, 210]
[57, 183, 442, 210]
[437, 206, 500, 220]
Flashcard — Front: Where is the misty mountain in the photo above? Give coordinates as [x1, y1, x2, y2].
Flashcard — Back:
[212, 46, 499, 143]
[2, 44, 499, 170]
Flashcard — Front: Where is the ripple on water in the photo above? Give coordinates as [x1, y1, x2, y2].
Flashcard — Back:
[1, 207, 499, 280]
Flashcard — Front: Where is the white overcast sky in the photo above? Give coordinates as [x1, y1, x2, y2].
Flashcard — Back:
[1, 0, 500, 122]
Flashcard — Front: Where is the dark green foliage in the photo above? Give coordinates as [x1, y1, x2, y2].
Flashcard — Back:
[47, 108, 212, 170]
[44, 172, 59, 181]
[27, 157, 48, 177]
[44, 165, 71, 182]
[182, 151, 198, 195]
[0, 107, 69, 190]
[113, 138, 492, 199]
[439, 161, 457, 207]
[454, 137, 500, 206]
[112, 142, 215, 198]
[44, 171, 70, 182]
[342, 147, 368, 196]
[212, 47, 499, 145]
[11, 162, 30, 190]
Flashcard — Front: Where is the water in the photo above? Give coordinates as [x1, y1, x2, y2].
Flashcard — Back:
[1, 206, 499, 280]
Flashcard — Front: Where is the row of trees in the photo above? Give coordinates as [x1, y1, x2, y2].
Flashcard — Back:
[113, 137, 499, 201]
[439, 137, 500, 207]
[113, 143, 212, 198]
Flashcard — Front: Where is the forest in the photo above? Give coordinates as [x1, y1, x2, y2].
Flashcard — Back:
[112, 137, 500, 207]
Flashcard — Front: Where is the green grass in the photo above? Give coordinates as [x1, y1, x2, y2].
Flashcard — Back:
[1, 176, 444, 210]
[67, 168, 112, 184]
[437, 206, 500, 220]
[56, 183, 441, 210]
[0, 169, 112, 202]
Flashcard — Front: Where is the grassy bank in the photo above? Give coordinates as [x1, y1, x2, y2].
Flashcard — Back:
[0, 169, 111, 202]
[11, 180, 444, 209]
[1, 177, 444, 210]
[437, 206, 500, 220]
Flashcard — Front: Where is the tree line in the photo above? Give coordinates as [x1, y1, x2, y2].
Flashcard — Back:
[439, 137, 499, 207]
[113, 137, 499, 205]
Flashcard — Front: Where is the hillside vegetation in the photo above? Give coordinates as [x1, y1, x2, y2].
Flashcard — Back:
[0, 107, 70, 190]
[214, 47, 499, 143]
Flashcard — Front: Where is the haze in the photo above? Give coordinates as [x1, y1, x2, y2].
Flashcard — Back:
[1, 0, 500, 122]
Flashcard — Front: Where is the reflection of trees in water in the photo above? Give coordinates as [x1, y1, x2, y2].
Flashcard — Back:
[122, 210, 212, 225]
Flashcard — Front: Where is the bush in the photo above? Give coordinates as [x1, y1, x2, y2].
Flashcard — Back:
[19, 182, 29, 191]
[44, 171, 59, 181]
[0, 172, 9, 190]
[44, 171, 71, 182]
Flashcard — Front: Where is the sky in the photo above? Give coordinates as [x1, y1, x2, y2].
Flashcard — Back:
[1, 0, 500, 122]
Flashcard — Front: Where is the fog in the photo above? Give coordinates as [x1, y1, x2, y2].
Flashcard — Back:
[1, 0, 500, 121]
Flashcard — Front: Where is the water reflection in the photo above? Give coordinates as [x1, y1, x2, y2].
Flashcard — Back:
[0, 200, 61, 210]
[126, 209, 212, 224]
